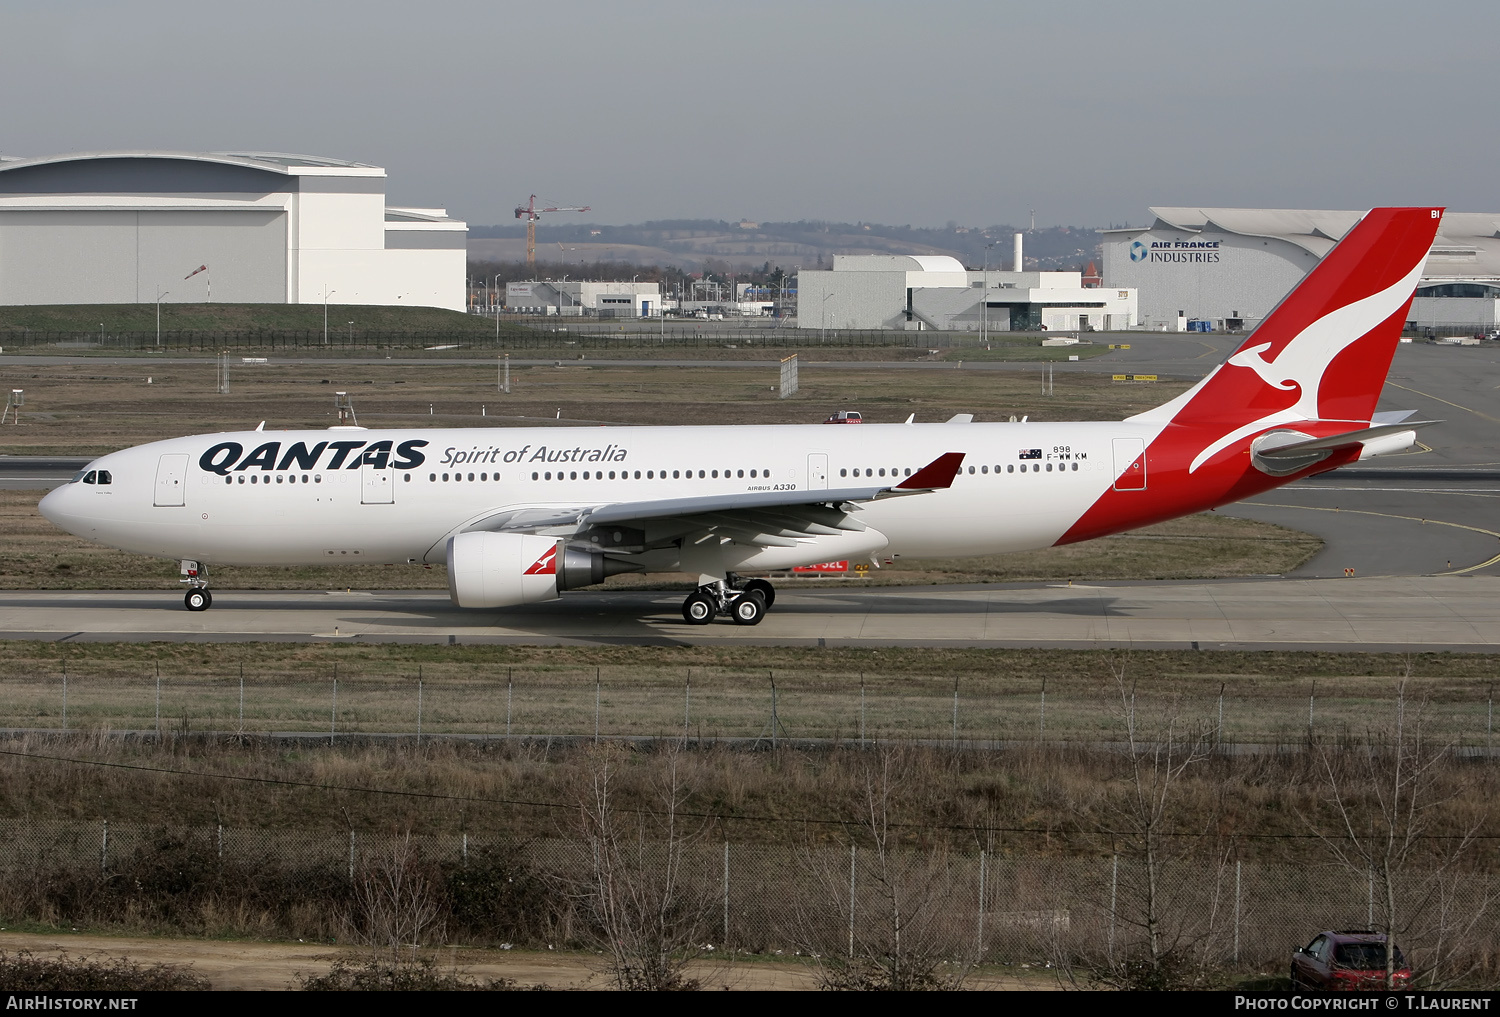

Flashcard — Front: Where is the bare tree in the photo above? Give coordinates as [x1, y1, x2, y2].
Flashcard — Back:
[1300, 676, 1489, 988]
[798, 744, 969, 990]
[569, 743, 714, 990]
[1082, 657, 1223, 989]
[346, 832, 446, 971]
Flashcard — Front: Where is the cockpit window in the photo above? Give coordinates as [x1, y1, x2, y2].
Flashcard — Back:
[96, 471, 112, 485]
[82, 471, 97, 485]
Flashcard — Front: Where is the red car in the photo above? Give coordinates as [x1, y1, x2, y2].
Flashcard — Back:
[1290, 931, 1411, 990]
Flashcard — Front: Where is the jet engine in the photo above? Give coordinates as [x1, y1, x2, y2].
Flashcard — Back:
[446, 532, 639, 609]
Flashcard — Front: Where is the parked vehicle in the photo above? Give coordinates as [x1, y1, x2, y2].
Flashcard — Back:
[823, 410, 863, 424]
[1290, 931, 1411, 990]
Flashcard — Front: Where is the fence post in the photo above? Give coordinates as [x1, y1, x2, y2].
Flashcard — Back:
[506, 669, 513, 740]
[977, 849, 987, 962]
[1218, 682, 1225, 747]
[771, 676, 779, 751]
[723, 842, 730, 949]
[594, 667, 601, 745]
[61, 665, 67, 731]
[462, 832, 468, 869]
[684, 672, 692, 741]
[1308, 680, 1316, 738]
[154, 661, 161, 740]
[1040, 677, 1046, 739]
[1368, 870, 1374, 930]
[1488, 685, 1493, 752]
[416, 674, 423, 747]
[951, 678, 959, 749]
[238, 664, 244, 736]
[859, 675, 866, 749]
[1108, 854, 1118, 966]
[848, 844, 857, 959]
[100, 818, 108, 873]
[330, 676, 338, 746]
[1233, 859, 1242, 963]
[217, 823, 224, 860]
[349, 830, 356, 883]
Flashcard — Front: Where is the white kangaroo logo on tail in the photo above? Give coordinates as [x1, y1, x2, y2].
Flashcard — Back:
[1188, 255, 1428, 473]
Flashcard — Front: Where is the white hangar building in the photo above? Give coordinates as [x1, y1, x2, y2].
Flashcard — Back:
[1103, 208, 1500, 331]
[796, 255, 1136, 332]
[0, 151, 466, 310]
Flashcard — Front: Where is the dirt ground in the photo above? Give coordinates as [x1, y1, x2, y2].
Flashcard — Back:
[0, 930, 1049, 990]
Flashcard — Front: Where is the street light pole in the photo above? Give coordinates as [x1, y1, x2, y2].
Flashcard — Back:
[323, 286, 336, 344]
[493, 272, 504, 343]
[156, 287, 170, 346]
[982, 240, 998, 346]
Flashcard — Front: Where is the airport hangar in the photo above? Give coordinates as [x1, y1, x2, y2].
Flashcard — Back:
[795, 254, 1138, 332]
[1103, 207, 1500, 332]
[0, 151, 467, 311]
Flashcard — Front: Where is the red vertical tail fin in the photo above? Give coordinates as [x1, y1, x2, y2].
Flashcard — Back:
[1133, 207, 1442, 470]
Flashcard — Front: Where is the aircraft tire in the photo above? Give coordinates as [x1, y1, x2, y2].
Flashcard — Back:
[185, 589, 212, 612]
[730, 590, 766, 626]
[682, 591, 717, 625]
[742, 578, 775, 609]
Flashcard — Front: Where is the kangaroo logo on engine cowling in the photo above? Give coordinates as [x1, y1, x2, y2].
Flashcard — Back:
[523, 546, 557, 575]
[198, 439, 429, 475]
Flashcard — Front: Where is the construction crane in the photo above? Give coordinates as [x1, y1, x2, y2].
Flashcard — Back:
[515, 194, 590, 266]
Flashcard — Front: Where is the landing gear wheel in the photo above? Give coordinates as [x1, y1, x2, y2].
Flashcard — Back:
[185, 588, 212, 612]
[742, 578, 775, 609]
[682, 591, 717, 625]
[731, 590, 766, 626]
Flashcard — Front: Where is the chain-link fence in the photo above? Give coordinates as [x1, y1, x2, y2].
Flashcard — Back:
[0, 817, 1491, 980]
[4, 664, 1500, 749]
[0, 323, 1076, 352]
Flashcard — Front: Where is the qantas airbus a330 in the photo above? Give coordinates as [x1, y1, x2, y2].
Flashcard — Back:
[40, 207, 1443, 625]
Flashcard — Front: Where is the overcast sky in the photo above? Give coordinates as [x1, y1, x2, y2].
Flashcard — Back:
[3, 0, 1494, 228]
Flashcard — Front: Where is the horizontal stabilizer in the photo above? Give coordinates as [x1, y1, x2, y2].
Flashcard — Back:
[1254, 421, 1439, 459]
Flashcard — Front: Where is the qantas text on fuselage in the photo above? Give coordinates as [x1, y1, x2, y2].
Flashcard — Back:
[40, 208, 1445, 625]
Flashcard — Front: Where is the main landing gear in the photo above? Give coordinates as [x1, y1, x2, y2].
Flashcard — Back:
[181, 560, 212, 612]
[680, 577, 776, 626]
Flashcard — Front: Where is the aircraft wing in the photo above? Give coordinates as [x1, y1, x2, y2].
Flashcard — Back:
[461, 452, 965, 548]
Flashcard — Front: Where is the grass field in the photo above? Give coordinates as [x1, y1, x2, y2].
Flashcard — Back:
[1, 641, 1495, 748]
[0, 356, 1188, 456]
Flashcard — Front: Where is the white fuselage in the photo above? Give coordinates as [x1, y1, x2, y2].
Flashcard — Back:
[40, 420, 1165, 573]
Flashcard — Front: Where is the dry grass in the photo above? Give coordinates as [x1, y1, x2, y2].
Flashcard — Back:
[0, 358, 1190, 455]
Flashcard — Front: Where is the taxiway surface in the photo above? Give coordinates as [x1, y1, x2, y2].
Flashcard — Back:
[0, 576, 1495, 651]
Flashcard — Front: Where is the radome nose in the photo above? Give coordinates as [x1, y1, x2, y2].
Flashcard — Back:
[39, 485, 75, 531]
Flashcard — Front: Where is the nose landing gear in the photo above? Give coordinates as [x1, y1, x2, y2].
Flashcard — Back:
[679, 576, 774, 626]
[180, 560, 212, 612]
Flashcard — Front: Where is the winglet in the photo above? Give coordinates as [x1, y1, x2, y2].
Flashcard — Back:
[897, 452, 965, 490]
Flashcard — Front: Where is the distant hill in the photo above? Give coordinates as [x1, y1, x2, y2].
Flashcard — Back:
[468, 219, 1105, 272]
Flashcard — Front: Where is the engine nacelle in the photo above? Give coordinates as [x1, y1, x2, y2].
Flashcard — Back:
[446, 532, 562, 608]
[447, 532, 642, 608]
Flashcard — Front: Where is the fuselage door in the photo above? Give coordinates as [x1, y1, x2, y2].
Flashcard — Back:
[808, 453, 829, 490]
[1112, 437, 1147, 491]
[153, 454, 189, 506]
[361, 461, 394, 504]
